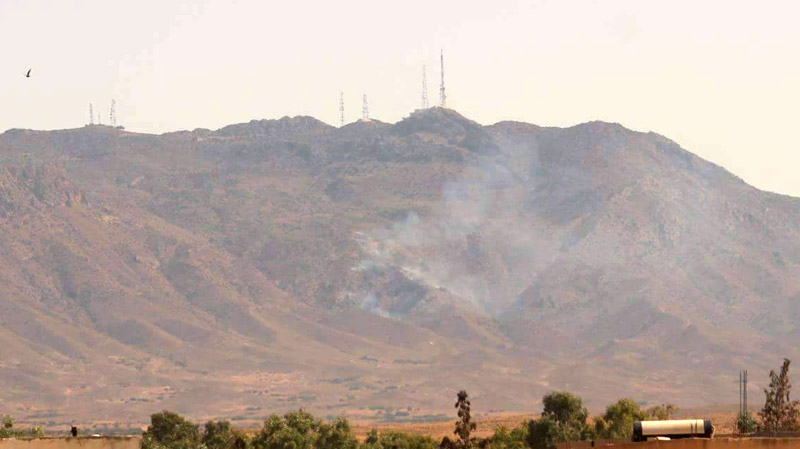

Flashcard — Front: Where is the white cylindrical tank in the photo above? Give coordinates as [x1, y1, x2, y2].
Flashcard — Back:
[632, 419, 713, 442]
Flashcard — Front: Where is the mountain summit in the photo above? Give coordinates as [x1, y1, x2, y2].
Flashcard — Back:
[0, 111, 798, 424]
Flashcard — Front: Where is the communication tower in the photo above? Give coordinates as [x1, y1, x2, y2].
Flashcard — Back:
[439, 49, 447, 108]
[89, 103, 94, 125]
[110, 100, 117, 127]
[421, 65, 429, 109]
[362, 94, 369, 120]
[339, 91, 345, 127]
[738, 370, 748, 433]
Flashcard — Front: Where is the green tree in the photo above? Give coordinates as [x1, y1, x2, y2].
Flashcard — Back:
[644, 404, 677, 421]
[760, 359, 800, 432]
[203, 420, 249, 449]
[454, 390, 476, 449]
[526, 418, 569, 449]
[526, 392, 593, 449]
[253, 411, 319, 449]
[486, 425, 527, 449]
[594, 399, 645, 439]
[542, 392, 589, 427]
[253, 410, 358, 449]
[143, 411, 201, 449]
[317, 418, 358, 449]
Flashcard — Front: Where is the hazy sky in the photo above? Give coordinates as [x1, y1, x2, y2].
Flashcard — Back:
[2, 0, 799, 196]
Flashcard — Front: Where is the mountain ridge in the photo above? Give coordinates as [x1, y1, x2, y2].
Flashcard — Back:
[0, 108, 798, 426]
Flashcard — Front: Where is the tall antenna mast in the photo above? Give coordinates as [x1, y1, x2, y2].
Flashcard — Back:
[339, 91, 345, 127]
[89, 103, 94, 125]
[439, 49, 447, 108]
[739, 371, 742, 434]
[743, 369, 748, 422]
[110, 100, 117, 127]
[108, 100, 117, 127]
[738, 369, 749, 434]
[421, 65, 429, 109]
[362, 94, 369, 120]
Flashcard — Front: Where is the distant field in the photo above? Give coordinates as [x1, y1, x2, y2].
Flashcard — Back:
[351, 413, 537, 441]
[26, 408, 740, 440]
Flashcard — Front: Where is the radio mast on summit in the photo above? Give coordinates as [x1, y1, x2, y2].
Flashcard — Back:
[362, 94, 369, 120]
[109, 100, 117, 127]
[439, 49, 446, 108]
[339, 91, 345, 127]
[88, 103, 94, 125]
[421, 65, 429, 109]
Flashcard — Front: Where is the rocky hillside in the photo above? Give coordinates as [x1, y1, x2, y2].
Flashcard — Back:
[0, 108, 798, 426]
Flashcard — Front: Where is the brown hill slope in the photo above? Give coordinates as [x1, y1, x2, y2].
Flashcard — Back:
[0, 109, 798, 426]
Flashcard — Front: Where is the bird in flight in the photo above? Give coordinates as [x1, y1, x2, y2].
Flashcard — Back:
[25, 69, 31, 78]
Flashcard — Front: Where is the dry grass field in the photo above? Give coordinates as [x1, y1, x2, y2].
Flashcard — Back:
[350, 414, 535, 441]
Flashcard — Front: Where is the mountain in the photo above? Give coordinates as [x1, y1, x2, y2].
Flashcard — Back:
[0, 108, 798, 427]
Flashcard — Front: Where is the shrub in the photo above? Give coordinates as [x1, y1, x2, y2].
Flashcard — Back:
[364, 431, 438, 449]
[594, 398, 644, 439]
[0, 415, 45, 439]
[736, 411, 758, 434]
